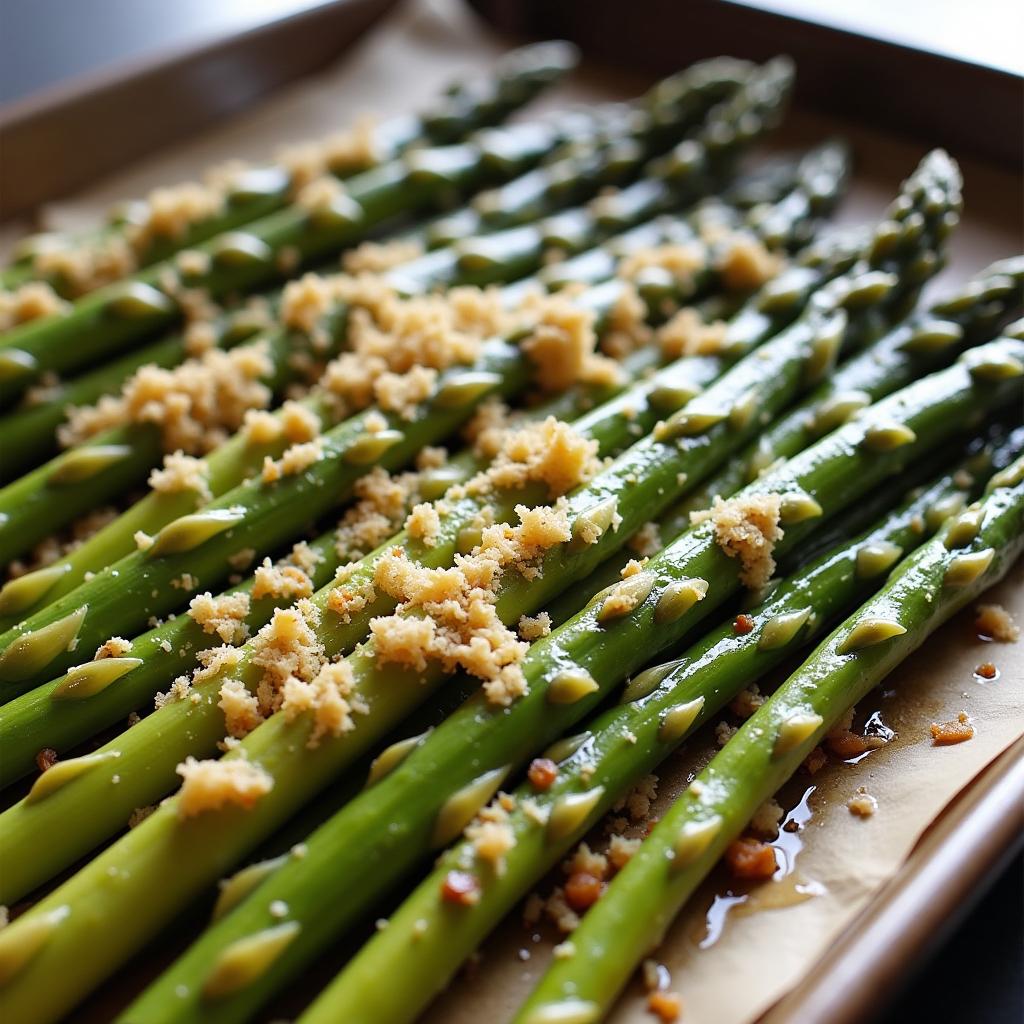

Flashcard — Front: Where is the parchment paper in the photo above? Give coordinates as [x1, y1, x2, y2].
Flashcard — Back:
[4, 2, 1022, 1020]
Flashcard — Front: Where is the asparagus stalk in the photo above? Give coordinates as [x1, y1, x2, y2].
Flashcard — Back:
[673, 256, 1024, 520]
[0, 118, 564, 409]
[0, 42, 581, 296]
[512, 452, 1024, 1024]
[0, 56, 776, 410]
[0, 299, 280, 483]
[0, 165, 853, 785]
[299, 435, 1010, 1024]
[113, 327, 1022, 1024]
[0, 65, 800, 673]
[0, 59, 783, 585]
[0, 243, 815, 887]
[546, 263, 1024, 619]
[0, 153, 962, 1021]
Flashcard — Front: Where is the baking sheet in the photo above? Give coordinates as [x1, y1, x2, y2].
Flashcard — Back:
[3, 1, 1022, 1020]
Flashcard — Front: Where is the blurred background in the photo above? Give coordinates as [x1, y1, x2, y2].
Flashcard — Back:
[0, 2, 1020, 1020]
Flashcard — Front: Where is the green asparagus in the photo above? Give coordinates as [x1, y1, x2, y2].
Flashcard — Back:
[512, 452, 1024, 1024]
[298, 434, 1012, 1024]
[0, 63, 799, 680]
[0, 151, 961, 1022]
[111, 321, 1022, 1024]
[0, 42, 581, 296]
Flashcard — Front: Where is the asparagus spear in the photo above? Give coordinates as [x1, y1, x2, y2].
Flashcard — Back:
[298, 434, 1012, 1024]
[0, 56, 775, 410]
[0, 60, 784, 583]
[0, 238, 816, 883]
[0, 66, 799, 677]
[113, 321, 1022, 1024]
[0, 153, 853, 784]
[546, 263, 1024, 619]
[0, 42, 582, 296]
[512, 452, 1024, 1024]
[0, 120, 561, 409]
[0, 153, 961, 1021]
[0, 299, 279, 483]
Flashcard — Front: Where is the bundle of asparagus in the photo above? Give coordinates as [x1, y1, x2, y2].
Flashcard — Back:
[0, 44, 1020, 1024]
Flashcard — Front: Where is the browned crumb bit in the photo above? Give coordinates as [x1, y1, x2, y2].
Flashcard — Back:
[975, 662, 999, 680]
[656, 306, 729, 359]
[601, 283, 651, 359]
[406, 502, 441, 547]
[826, 706, 887, 759]
[691, 493, 783, 590]
[218, 679, 263, 739]
[188, 592, 251, 644]
[518, 612, 552, 642]
[802, 746, 828, 775]
[730, 684, 764, 718]
[36, 748, 59, 773]
[847, 787, 878, 818]
[466, 811, 516, 876]
[128, 805, 157, 829]
[564, 871, 604, 911]
[975, 603, 1019, 643]
[0, 281, 70, 330]
[733, 614, 755, 636]
[94, 636, 133, 660]
[749, 797, 784, 838]
[647, 990, 683, 1023]
[280, 660, 367, 748]
[619, 242, 705, 290]
[930, 712, 975, 746]
[725, 837, 777, 880]
[715, 721, 738, 747]
[175, 756, 273, 818]
[527, 757, 559, 791]
[440, 870, 481, 907]
[613, 773, 659, 822]
[607, 834, 643, 870]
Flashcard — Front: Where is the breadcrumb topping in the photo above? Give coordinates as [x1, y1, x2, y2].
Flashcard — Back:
[94, 636, 133, 660]
[276, 115, 378, 188]
[406, 502, 441, 547]
[148, 451, 212, 502]
[0, 281, 70, 329]
[371, 501, 571, 705]
[61, 343, 273, 453]
[176, 756, 273, 818]
[691, 493, 783, 589]
[520, 292, 622, 392]
[342, 238, 423, 274]
[279, 660, 367, 747]
[518, 612, 552, 641]
[656, 307, 729, 358]
[717, 235, 783, 292]
[189, 591, 251, 644]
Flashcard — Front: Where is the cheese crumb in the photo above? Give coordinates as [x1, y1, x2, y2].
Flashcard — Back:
[691, 492, 784, 589]
[518, 612, 552, 641]
[94, 636, 133, 660]
[188, 591, 251, 644]
[176, 756, 273, 818]
[148, 451, 212, 501]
